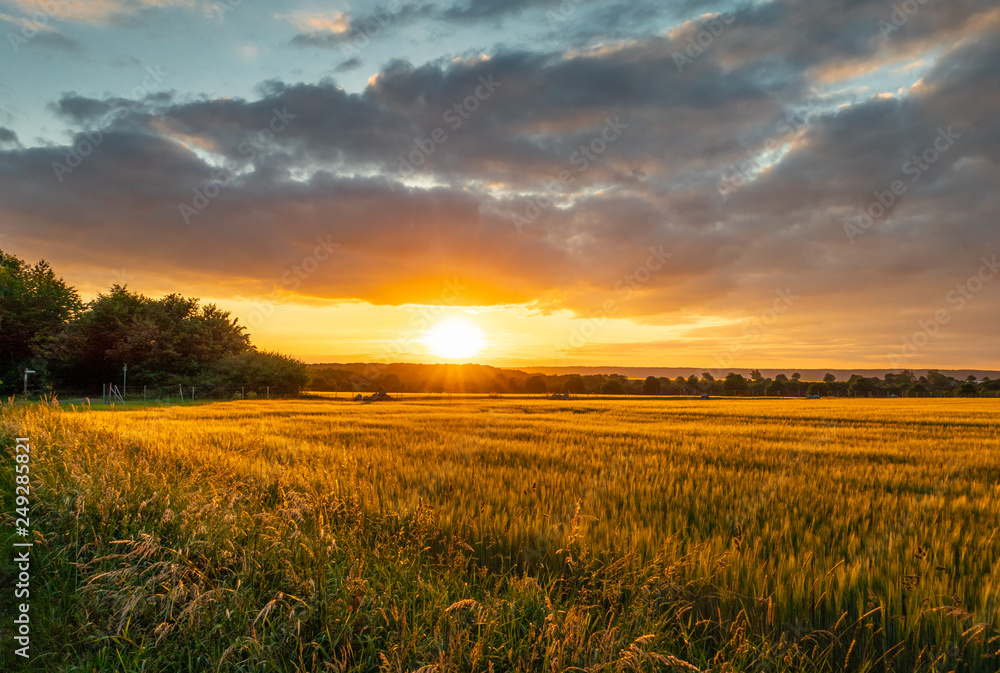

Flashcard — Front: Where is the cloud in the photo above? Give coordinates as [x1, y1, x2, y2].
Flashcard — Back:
[1, 1, 998, 365]
[286, 3, 437, 49]
[1, 0, 198, 25]
[442, 0, 566, 21]
[336, 57, 362, 72]
[277, 9, 350, 35]
[0, 10, 57, 30]
[0, 8, 83, 52]
[0, 127, 20, 148]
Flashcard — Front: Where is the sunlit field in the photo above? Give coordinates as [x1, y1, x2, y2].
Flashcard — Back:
[2, 398, 998, 672]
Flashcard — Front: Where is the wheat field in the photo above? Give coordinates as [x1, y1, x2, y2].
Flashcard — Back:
[1, 397, 998, 672]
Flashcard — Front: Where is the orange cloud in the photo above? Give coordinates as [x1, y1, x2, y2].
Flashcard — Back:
[3, 0, 196, 24]
[276, 10, 350, 35]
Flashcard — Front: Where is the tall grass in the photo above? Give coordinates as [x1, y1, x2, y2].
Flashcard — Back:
[1, 398, 998, 671]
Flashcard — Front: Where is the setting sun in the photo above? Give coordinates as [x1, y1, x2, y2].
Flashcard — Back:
[422, 316, 486, 360]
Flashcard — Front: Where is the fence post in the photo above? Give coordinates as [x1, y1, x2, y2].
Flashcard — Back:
[179, 385, 184, 403]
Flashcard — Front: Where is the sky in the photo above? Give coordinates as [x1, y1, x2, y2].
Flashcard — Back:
[0, 0, 998, 370]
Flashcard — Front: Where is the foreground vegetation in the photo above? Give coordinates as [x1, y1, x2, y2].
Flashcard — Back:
[1, 398, 998, 671]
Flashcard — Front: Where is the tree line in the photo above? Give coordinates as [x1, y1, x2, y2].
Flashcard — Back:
[308, 366, 999, 398]
[0, 249, 307, 398]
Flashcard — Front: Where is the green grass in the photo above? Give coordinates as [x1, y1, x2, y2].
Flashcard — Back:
[1, 398, 998, 671]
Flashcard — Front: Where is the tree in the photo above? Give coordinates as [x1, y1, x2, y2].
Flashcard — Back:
[564, 375, 585, 395]
[723, 372, 748, 396]
[926, 370, 952, 392]
[766, 380, 786, 396]
[207, 350, 308, 396]
[957, 382, 978, 397]
[775, 373, 789, 383]
[526, 375, 547, 395]
[57, 285, 250, 390]
[0, 250, 82, 394]
[602, 379, 625, 395]
[642, 376, 660, 395]
[806, 382, 830, 397]
[750, 370, 763, 382]
[823, 373, 836, 384]
[848, 376, 876, 397]
[788, 372, 802, 396]
[907, 383, 927, 397]
[379, 373, 402, 392]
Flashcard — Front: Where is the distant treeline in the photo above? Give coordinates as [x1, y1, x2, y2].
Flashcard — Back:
[308, 364, 1000, 398]
[0, 249, 307, 398]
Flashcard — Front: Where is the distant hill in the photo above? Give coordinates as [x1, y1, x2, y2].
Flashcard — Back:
[513, 366, 1000, 381]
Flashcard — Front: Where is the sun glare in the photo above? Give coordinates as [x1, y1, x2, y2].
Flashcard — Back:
[422, 316, 486, 360]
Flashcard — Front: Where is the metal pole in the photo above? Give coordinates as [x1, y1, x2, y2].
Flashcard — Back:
[179, 384, 184, 403]
[123, 363, 127, 400]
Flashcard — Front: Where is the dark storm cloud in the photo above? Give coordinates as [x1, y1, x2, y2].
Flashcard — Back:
[1, 0, 998, 363]
[0, 127, 19, 148]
